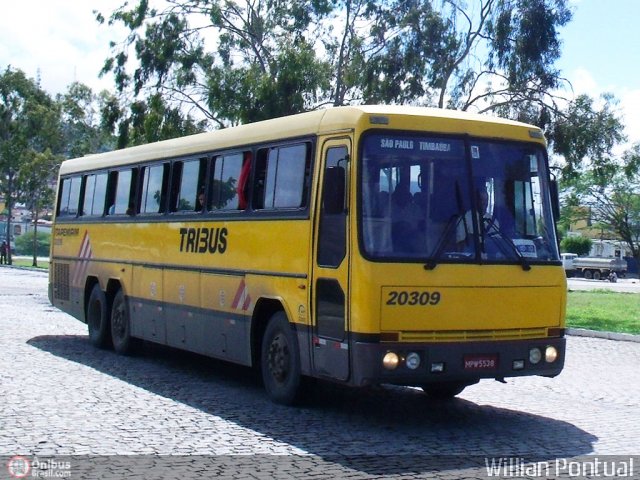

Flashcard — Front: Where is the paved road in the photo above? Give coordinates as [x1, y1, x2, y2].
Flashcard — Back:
[1, 268, 638, 479]
[567, 276, 640, 293]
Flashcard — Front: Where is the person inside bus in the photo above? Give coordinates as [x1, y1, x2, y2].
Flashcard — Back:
[391, 182, 421, 253]
[195, 190, 206, 212]
[455, 187, 499, 251]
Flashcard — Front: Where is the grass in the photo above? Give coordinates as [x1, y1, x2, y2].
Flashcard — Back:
[567, 290, 640, 335]
[4, 258, 49, 270]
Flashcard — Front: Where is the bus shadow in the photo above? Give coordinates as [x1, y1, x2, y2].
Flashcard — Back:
[28, 334, 597, 475]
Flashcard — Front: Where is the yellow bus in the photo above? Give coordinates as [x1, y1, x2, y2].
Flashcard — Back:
[49, 105, 566, 404]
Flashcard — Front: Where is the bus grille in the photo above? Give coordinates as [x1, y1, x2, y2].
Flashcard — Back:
[399, 327, 547, 342]
[53, 263, 70, 301]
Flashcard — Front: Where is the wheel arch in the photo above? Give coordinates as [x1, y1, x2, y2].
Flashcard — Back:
[106, 278, 124, 300]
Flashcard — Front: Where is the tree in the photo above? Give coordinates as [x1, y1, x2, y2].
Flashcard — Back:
[560, 236, 592, 256]
[15, 231, 50, 258]
[98, 0, 332, 130]
[58, 82, 116, 157]
[574, 171, 640, 262]
[103, 93, 208, 148]
[0, 67, 61, 265]
[353, 0, 573, 111]
[17, 149, 60, 266]
[97, 0, 573, 128]
[549, 94, 626, 181]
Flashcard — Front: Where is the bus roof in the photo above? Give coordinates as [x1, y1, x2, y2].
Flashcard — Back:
[59, 105, 544, 175]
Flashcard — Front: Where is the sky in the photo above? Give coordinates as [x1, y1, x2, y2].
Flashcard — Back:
[0, 0, 639, 146]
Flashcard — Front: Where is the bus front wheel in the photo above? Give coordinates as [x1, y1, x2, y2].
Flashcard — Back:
[261, 312, 302, 405]
[111, 289, 139, 355]
[87, 284, 111, 349]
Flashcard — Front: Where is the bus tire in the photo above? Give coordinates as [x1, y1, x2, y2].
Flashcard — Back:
[110, 289, 139, 355]
[421, 382, 468, 399]
[261, 312, 302, 405]
[87, 284, 111, 349]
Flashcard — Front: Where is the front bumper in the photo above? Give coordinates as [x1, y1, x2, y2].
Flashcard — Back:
[350, 337, 566, 387]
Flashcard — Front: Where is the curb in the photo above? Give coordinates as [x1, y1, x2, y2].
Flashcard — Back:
[566, 328, 640, 343]
[0, 264, 48, 273]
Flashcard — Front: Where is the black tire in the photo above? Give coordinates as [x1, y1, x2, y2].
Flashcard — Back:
[421, 382, 468, 399]
[261, 312, 302, 405]
[583, 269, 593, 280]
[87, 284, 111, 349]
[593, 270, 601, 281]
[110, 289, 139, 355]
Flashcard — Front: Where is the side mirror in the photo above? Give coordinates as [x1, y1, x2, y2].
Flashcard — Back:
[323, 166, 346, 215]
[550, 178, 560, 221]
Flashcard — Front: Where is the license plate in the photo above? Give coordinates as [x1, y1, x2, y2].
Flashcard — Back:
[463, 354, 498, 370]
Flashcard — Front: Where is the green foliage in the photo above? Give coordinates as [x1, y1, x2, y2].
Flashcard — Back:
[97, 0, 573, 129]
[560, 236, 592, 256]
[15, 231, 51, 257]
[58, 82, 116, 156]
[550, 94, 626, 182]
[106, 93, 207, 148]
[17, 149, 60, 214]
[0, 67, 61, 264]
[211, 178, 238, 209]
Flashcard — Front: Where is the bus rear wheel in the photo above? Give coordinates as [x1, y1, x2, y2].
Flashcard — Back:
[110, 289, 139, 355]
[87, 284, 111, 349]
[421, 382, 469, 399]
[261, 312, 302, 405]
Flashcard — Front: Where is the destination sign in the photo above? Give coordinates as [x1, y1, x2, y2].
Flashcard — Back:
[365, 134, 463, 158]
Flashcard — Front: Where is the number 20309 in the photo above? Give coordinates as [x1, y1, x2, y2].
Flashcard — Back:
[386, 290, 441, 306]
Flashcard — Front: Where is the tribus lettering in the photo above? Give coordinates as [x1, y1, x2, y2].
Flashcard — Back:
[179, 227, 228, 254]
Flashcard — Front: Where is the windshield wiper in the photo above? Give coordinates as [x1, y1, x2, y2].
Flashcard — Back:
[484, 218, 531, 271]
[424, 214, 460, 270]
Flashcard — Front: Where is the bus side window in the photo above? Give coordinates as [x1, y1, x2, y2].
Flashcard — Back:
[82, 172, 108, 217]
[256, 143, 309, 210]
[57, 176, 82, 217]
[110, 168, 135, 215]
[209, 152, 246, 210]
[139, 163, 170, 214]
[169, 158, 206, 213]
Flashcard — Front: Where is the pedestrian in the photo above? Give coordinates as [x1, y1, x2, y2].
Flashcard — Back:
[0, 241, 7, 265]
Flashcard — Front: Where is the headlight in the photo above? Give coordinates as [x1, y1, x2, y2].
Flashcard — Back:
[529, 347, 542, 365]
[406, 352, 421, 370]
[382, 351, 400, 370]
[545, 346, 558, 363]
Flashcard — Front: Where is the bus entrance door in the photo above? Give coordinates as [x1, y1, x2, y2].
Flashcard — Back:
[311, 139, 351, 381]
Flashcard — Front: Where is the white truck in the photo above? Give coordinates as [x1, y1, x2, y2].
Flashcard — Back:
[561, 253, 627, 280]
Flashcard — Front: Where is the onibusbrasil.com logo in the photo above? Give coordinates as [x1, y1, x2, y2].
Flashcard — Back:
[6, 456, 71, 479]
[485, 456, 635, 478]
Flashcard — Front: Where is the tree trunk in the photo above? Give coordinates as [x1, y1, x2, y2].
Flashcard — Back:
[32, 204, 39, 267]
[5, 173, 13, 266]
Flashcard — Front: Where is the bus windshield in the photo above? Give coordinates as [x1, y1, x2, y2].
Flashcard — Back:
[360, 133, 560, 265]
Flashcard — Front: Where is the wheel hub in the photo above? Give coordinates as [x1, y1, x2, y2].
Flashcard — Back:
[267, 333, 289, 382]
